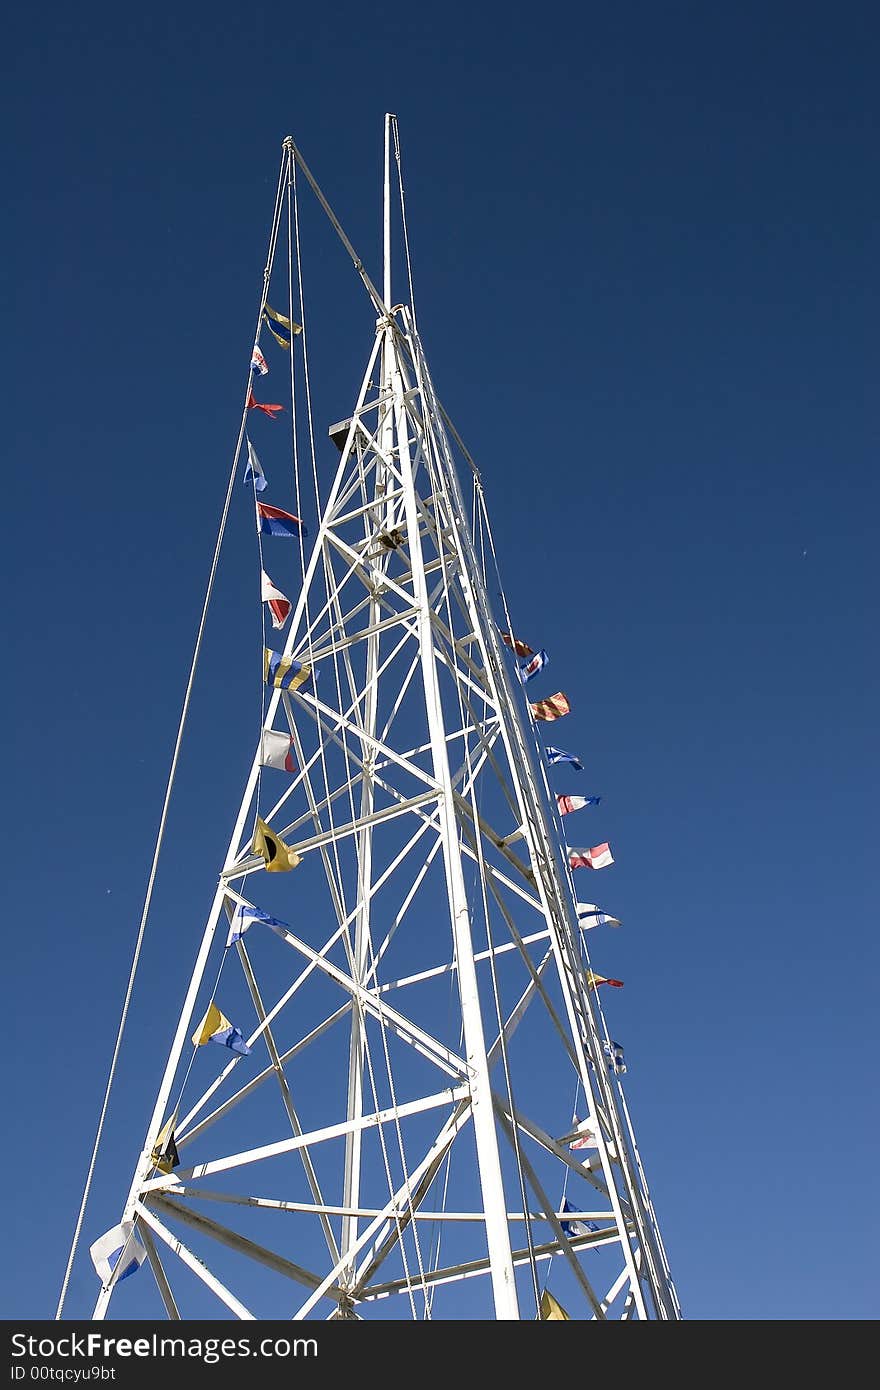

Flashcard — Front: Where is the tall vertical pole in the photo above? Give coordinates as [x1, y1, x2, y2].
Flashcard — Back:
[340, 115, 396, 1296]
[389, 355, 520, 1320]
[384, 112, 392, 310]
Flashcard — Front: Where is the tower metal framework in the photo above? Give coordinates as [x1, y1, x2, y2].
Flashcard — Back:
[77, 119, 681, 1322]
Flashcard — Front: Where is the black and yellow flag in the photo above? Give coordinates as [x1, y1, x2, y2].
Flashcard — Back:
[150, 1116, 180, 1175]
[253, 815, 301, 873]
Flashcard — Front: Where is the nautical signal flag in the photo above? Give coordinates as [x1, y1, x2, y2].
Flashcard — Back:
[568, 1116, 599, 1149]
[603, 1040, 627, 1074]
[250, 343, 269, 375]
[257, 501, 307, 539]
[247, 388, 283, 419]
[260, 728, 296, 773]
[575, 903, 622, 930]
[253, 815, 300, 872]
[568, 843, 614, 870]
[556, 794, 601, 815]
[539, 1290, 571, 1321]
[585, 970, 624, 990]
[192, 1002, 251, 1056]
[518, 649, 549, 684]
[261, 570, 291, 629]
[264, 648, 311, 692]
[89, 1221, 146, 1286]
[500, 631, 534, 658]
[530, 693, 570, 722]
[150, 1116, 180, 1174]
[262, 303, 302, 349]
[226, 901, 290, 947]
[243, 438, 267, 492]
[561, 1199, 599, 1240]
[545, 745, 583, 772]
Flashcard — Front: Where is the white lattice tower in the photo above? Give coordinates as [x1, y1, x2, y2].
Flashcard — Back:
[86, 126, 681, 1323]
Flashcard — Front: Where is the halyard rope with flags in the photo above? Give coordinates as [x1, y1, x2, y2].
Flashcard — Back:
[54, 151, 290, 1322]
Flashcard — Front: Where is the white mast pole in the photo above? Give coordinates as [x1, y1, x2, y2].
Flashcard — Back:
[384, 112, 392, 309]
[340, 115, 396, 1299]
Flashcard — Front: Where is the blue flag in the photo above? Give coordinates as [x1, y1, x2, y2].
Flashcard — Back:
[243, 438, 267, 492]
[561, 1199, 599, 1240]
[545, 745, 584, 772]
[518, 649, 549, 684]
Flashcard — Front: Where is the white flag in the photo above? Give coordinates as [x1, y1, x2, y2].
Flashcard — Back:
[260, 728, 296, 773]
[89, 1221, 146, 1286]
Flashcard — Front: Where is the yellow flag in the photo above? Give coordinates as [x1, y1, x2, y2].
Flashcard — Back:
[253, 815, 300, 872]
[150, 1115, 180, 1174]
[539, 1289, 571, 1321]
[192, 1001, 228, 1047]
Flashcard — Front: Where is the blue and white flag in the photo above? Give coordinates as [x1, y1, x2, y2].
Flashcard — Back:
[227, 902, 290, 948]
[561, 1199, 599, 1239]
[89, 1221, 146, 1286]
[603, 1040, 627, 1074]
[518, 649, 549, 684]
[575, 902, 622, 930]
[251, 343, 269, 376]
[545, 745, 583, 772]
[243, 438, 268, 492]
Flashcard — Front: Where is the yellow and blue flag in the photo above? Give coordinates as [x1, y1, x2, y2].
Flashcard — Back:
[263, 303, 302, 349]
[264, 648, 310, 691]
[192, 1001, 251, 1056]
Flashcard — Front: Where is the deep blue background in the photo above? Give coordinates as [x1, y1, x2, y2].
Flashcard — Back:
[2, 1, 877, 1321]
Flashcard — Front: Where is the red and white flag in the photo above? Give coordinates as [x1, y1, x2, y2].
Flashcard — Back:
[568, 843, 614, 870]
[556, 794, 600, 816]
[568, 1117, 599, 1150]
[260, 728, 296, 773]
[261, 570, 291, 629]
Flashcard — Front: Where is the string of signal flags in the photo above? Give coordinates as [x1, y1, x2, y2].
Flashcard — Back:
[87, 303, 317, 1282]
[501, 624, 629, 1324]
[499, 627, 624, 985]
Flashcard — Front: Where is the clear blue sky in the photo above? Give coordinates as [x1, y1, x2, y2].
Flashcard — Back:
[2, 1, 877, 1323]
